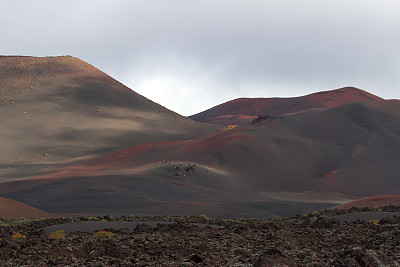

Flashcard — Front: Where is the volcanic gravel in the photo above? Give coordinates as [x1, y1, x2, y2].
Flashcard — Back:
[1, 207, 400, 266]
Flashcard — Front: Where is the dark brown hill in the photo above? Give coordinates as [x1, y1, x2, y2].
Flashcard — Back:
[0, 56, 216, 182]
[190, 87, 383, 125]
[3, 100, 399, 218]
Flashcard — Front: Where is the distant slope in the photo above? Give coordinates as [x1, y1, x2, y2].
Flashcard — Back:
[0, 196, 56, 219]
[3, 100, 399, 218]
[329, 195, 400, 210]
[0, 56, 216, 182]
[174, 100, 400, 196]
[190, 87, 383, 125]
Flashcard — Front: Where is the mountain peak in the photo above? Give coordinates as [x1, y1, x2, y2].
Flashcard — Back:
[308, 86, 382, 101]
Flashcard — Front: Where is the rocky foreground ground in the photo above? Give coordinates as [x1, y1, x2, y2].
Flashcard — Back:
[1, 206, 400, 266]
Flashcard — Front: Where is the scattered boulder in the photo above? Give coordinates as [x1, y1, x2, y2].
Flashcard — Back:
[185, 164, 195, 173]
[190, 254, 204, 263]
[255, 247, 297, 267]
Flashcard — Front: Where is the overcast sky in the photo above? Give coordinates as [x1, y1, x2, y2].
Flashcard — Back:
[1, 0, 399, 116]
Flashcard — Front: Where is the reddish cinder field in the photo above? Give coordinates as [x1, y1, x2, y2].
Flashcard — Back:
[0, 197, 56, 220]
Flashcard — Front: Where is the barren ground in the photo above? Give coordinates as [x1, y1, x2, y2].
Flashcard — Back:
[1, 206, 400, 266]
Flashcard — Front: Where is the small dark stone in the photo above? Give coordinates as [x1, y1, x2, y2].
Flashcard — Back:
[263, 247, 282, 256]
[190, 254, 203, 263]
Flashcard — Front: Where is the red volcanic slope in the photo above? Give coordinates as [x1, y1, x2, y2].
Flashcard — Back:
[329, 195, 400, 210]
[190, 87, 383, 124]
[0, 197, 57, 220]
[0, 56, 216, 182]
[205, 115, 258, 125]
[2, 98, 400, 218]
[32, 100, 400, 191]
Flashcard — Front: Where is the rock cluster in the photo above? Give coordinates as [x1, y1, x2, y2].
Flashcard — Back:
[174, 163, 196, 177]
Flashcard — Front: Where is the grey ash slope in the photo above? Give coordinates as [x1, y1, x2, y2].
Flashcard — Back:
[2, 99, 399, 218]
[0, 56, 216, 181]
